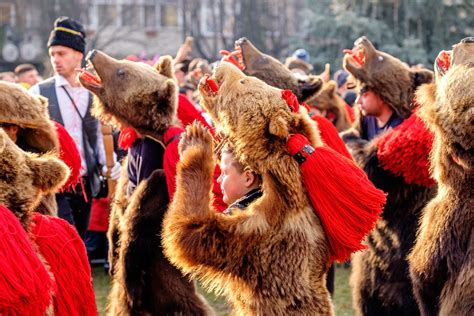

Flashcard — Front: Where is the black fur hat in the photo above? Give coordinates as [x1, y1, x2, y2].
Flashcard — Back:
[47, 16, 86, 54]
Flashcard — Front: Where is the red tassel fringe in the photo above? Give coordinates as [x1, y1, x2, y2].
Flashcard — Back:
[376, 112, 435, 188]
[30, 213, 97, 316]
[54, 122, 82, 191]
[312, 115, 353, 160]
[287, 134, 386, 262]
[0, 205, 54, 316]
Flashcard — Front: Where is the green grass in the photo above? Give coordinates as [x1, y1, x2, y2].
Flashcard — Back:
[92, 265, 354, 315]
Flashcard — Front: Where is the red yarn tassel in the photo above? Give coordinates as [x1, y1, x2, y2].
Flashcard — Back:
[55, 122, 82, 191]
[31, 213, 97, 316]
[287, 134, 386, 262]
[0, 205, 54, 316]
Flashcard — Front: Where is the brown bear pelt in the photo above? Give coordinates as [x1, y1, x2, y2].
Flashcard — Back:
[79, 51, 213, 315]
[408, 61, 474, 315]
[0, 129, 68, 228]
[306, 80, 352, 132]
[163, 62, 334, 315]
[0, 81, 61, 216]
[0, 82, 58, 153]
[233, 37, 322, 103]
[341, 37, 436, 316]
[343, 36, 433, 119]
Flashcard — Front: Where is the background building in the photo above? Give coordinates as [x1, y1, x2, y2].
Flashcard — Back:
[0, 0, 471, 74]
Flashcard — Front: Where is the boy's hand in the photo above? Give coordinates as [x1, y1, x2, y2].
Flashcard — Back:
[179, 121, 213, 157]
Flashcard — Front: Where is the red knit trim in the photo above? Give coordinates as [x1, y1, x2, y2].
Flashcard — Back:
[376, 110, 435, 187]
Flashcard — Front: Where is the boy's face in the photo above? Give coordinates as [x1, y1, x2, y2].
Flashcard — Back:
[217, 151, 251, 205]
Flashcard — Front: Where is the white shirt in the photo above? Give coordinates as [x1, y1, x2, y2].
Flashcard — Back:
[30, 75, 107, 176]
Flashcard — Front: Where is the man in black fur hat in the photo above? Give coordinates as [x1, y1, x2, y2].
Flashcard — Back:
[30, 17, 120, 239]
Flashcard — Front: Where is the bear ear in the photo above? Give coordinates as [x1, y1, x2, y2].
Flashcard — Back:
[268, 109, 290, 139]
[411, 69, 434, 87]
[298, 75, 323, 102]
[158, 79, 177, 102]
[155, 55, 174, 79]
[326, 80, 337, 95]
[28, 155, 70, 193]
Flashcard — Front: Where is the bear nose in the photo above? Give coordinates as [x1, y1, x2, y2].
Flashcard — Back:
[86, 49, 98, 62]
[236, 37, 248, 46]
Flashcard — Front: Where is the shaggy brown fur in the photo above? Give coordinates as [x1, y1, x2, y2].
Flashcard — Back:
[409, 60, 474, 315]
[234, 37, 322, 103]
[341, 38, 436, 315]
[0, 82, 58, 153]
[0, 82, 61, 216]
[79, 50, 213, 315]
[163, 62, 333, 315]
[306, 80, 352, 132]
[0, 129, 68, 229]
[344, 36, 432, 119]
[80, 51, 180, 139]
[108, 169, 213, 315]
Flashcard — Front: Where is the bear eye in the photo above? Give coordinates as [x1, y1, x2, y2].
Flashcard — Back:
[117, 69, 125, 77]
[239, 79, 245, 84]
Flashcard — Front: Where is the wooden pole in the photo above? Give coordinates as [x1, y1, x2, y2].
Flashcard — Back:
[101, 124, 117, 198]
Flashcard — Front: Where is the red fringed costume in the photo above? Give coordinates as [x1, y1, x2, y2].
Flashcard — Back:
[0, 205, 54, 316]
[376, 110, 435, 188]
[30, 213, 97, 316]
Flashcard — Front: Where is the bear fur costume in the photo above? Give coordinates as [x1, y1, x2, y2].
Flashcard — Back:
[228, 37, 322, 103]
[306, 80, 354, 132]
[163, 61, 386, 314]
[223, 38, 352, 159]
[341, 37, 436, 315]
[79, 50, 214, 315]
[0, 81, 81, 216]
[408, 40, 474, 316]
[0, 129, 97, 316]
[163, 61, 333, 315]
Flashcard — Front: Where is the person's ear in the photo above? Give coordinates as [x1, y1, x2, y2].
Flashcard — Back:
[244, 170, 257, 187]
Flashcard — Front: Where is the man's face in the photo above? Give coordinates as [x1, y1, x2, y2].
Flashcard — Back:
[49, 46, 83, 78]
[357, 89, 384, 116]
[18, 69, 40, 86]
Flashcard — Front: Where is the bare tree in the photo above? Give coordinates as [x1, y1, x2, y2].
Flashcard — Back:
[182, 0, 298, 61]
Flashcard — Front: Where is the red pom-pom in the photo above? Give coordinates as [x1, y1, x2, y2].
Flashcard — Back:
[54, 122, 82, 191]
[281, 89, 300, 113]
[118, 127, 138, 149]
[287, 134, 386, 262]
